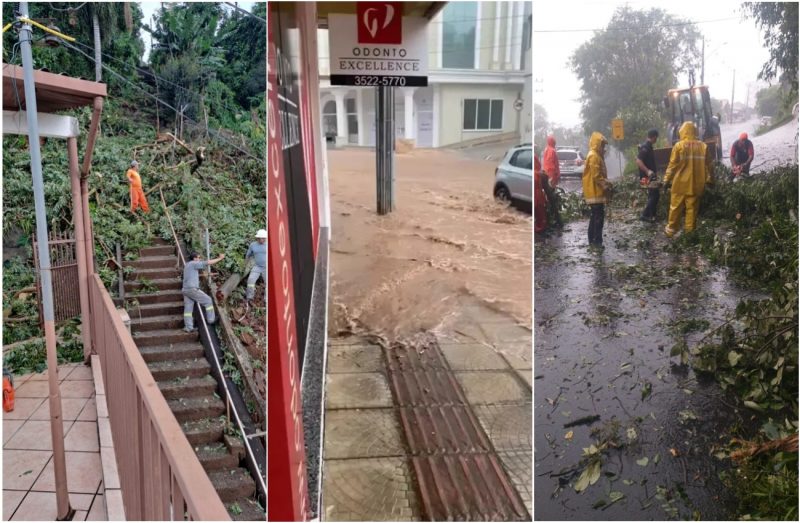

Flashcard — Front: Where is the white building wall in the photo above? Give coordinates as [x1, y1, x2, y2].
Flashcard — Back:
[437, 83, 522, 147]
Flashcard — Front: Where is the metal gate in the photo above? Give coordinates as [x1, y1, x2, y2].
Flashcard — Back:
[33, 230, 81, 324]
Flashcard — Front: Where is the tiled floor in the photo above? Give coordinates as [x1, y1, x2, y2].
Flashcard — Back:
[2, 363, 108, 521]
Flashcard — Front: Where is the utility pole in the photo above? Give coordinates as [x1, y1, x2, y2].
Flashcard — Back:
[701, 37, 705, 85]
[730, 69, 736, 123]
[18, 3, 74, 520]
[745, 83, 751, 112]
[375, 86, 395, 214]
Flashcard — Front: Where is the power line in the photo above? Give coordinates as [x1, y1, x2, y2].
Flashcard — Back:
[534, 16, 740, 33]
[223, 2, 265, 23]
[63, 40, 262, 163]
[47, 2, 88, 13]
[70, 38, 249, 119]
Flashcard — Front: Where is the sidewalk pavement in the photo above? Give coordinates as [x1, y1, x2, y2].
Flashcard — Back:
[3, 362, 113, 521]
[320, 310, 532, 521]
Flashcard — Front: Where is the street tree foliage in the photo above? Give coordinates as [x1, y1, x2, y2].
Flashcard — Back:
[742, 2, 799, 100]
[534, 104, 588, 155]
[755, 84, 789, 118]
[570, 8, 701, 148]
[533, 104, 549, 152]
[147, 2, 266, 130]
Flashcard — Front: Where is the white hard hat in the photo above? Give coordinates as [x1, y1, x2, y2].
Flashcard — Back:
[256, 229, 267, 239]
[130, 160, 139, 167]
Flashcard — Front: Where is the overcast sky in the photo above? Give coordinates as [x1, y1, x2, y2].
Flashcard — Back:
[533, 0, 773, 128]
[139, 1, 255, 62]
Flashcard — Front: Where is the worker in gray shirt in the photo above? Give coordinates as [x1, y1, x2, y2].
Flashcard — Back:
[183, 251, 225, 332]
[245, 229, 267, 302]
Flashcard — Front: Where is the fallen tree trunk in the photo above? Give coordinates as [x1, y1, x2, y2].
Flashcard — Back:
[210, 280, 266, 427]
[217, 258, 255, 302]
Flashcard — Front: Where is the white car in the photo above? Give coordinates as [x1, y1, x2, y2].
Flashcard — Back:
[556, 147, 585, 177]
[493, 144, 532, 204]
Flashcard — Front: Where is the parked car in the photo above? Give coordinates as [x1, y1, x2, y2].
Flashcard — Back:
[494, 144, 532, 204]
[556, 147, 585, 177]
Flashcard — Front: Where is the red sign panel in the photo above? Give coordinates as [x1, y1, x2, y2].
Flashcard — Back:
[267, 14, 309, 522]
[357, 2, 403, 44]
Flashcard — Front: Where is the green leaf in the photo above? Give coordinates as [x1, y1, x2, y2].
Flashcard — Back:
[728, 351, 742, 367]
[636, 457, 649, 466]
[574, 467, 592, 492]
[641, 381, 652, 401]
[609, 491, 625, 502]
[587, 460, 602, 486]
[743, 400, 766, 412]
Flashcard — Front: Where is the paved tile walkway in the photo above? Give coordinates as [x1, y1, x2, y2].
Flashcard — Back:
[321, 314, 532, 521]
[3, 362, 108, 521]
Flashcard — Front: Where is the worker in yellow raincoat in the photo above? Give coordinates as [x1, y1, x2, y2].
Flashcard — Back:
[663, 122, 713, 237]
[582, 132, 612, 248]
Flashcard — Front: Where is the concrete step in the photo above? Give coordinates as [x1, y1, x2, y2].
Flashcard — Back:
[134, 329, 198, 347]
[125, 278, 182, 293]
[209, 469, 256, 503]
[124, 255, 178, 270]
[140, 342, 204, 363]
[159, 375, 217, 400]
[126, 301, 184, 320]
[196, 443, 240, 472]
[126, 267, 181, 280]
[140, 245, 175, 257]
[149, 358, 211, 381]
[168, 396, 226, 423]
[131, 314, 185, 333]
[228, 498, 265, 521]
[120, 289, 184, 306]
[182, 417, 226, 446]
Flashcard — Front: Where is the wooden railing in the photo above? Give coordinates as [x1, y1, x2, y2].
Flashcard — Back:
[89, 274, 230, 520]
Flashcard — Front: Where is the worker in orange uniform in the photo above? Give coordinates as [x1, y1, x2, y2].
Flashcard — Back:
[534, 153, 548, 233]
[663, 121, 713, 237]
[126, 160, 150, 213]
[542, 135, 561, 187]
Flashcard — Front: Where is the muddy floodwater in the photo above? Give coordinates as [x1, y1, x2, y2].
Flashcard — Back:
[534, 210, 763, 520]
[327, 148, 532, 343]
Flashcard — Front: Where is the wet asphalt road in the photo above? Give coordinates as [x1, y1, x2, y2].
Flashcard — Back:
[534, 210, 762, 520]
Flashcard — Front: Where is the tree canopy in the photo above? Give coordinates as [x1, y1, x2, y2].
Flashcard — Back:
[742, 2, 799, 100]
[570, 8, 701, 148]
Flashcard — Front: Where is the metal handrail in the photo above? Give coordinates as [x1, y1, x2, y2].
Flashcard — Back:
[160, 188, 185, 266]
[159, 190, 267, 499]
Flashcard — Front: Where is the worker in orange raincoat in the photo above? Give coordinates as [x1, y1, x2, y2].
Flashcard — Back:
[663, 121, 713, 237]
[542, 135, 561, 187]
[126, 160, 150, 213]
[534, 153, 548, 233]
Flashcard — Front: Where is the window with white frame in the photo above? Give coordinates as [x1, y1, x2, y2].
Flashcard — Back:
[322, 100, 337, 136]
[463, 99, 504, 131]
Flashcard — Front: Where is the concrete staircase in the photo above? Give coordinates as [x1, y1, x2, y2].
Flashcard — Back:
[117, 239, 264, 521]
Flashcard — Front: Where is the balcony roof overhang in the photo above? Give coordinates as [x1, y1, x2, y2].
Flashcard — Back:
[3, 63, 107, 113]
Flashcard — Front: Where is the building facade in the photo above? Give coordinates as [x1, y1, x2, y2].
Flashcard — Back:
[319, 1, 531, 148]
